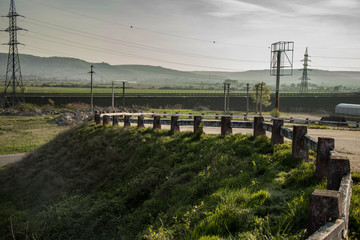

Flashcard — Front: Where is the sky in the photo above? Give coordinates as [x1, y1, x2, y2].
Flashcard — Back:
[0, 0, 360, 72]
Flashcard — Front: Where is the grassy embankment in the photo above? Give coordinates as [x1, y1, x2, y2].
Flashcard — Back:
[0, 112, 359, 239]
[0, 122, 338, 239]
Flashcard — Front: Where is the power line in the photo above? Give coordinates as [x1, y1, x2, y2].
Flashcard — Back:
[26, 0, 264, 48]
[24, 45, 101, 62]
[310, 64, 360, 70]
[25, 18, 267, 64]
[23, 37, 249, 71]
[312, 55, 360, 60]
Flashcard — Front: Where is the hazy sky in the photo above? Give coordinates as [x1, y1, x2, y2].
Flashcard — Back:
[0, 0, 360, 72]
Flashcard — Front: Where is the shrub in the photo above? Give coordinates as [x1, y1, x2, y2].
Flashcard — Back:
[16, 103, 38, 111]
[270, 108, 281, 118]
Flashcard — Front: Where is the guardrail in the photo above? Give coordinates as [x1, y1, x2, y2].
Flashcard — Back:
[94, 111, 353, 239]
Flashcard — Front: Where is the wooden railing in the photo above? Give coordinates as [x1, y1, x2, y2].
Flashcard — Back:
[94, 111, 353, 239]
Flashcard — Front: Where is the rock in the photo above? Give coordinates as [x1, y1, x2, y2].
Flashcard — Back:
[53, 110, 93, 126]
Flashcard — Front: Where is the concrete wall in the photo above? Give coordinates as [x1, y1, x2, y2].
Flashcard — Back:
[25, 94, 360, 113]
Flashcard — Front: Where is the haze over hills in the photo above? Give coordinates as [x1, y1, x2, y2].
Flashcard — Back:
[0, 53, 359, 88]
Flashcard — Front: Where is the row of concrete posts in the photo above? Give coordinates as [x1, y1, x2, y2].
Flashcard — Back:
[94, 112, 352, 238]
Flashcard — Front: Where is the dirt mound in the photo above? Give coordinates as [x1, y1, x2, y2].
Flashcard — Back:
[54, 110, 93, 126]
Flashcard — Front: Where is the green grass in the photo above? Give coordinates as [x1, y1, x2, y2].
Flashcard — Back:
[350, 172, 360, 239]
[0, 124, 326, 239]
[0, 115, 70, 155]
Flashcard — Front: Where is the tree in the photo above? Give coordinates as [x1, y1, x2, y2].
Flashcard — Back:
[251, 82, 271, 113]
[333, 85, 342, 92]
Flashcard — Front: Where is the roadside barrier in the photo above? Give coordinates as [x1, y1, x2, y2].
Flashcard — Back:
[94, 111, 353, 239]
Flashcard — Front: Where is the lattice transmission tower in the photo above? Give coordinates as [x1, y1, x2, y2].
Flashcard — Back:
[1, 0, 26, 107]
[299, 47, 311, 93]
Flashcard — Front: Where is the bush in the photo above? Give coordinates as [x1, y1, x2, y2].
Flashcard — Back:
[16, 103, 38, 111]
[193, 106, 210, 111]
[270, 108, 281, 118]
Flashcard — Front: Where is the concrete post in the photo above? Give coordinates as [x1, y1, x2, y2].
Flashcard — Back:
[103, 115, 109, 126]
[94, 111, 98, 122]
[194, 116, 202, 133]
[112, 116, 119, 126]
[289, 117, 294, 123]
[253, 116, 265, 136]
[124, 115, 131, 127]
[189, 113, 192, 119]
[292, 126, 308, 159]
[215, 114, 219, 120]
[153, 116, 161, 130]
[163, 112, 167, 118]
[171, 116, 180, 133]
[221, 116, 232, 136]
[137, 115, 145, 128]
[94, 111, 101, 125]
[316, 138, 335, 180]
[308, 189, 342, 235]
[271, 119, 284, 145]
[327, 155, 351, 190]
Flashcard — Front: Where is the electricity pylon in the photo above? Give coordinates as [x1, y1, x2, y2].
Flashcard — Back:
[300, 47, 311, 93]
[1, 0, 27, 107]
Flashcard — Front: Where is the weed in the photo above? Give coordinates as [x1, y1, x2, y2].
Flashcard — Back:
[349, 173, 360, 239]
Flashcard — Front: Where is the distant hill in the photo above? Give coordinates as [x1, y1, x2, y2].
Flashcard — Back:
[0, 53, 359, 88]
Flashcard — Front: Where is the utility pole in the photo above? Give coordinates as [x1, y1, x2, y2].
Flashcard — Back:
[89, 65, 95, 111]
[270, 41, 294, 111]
[111, 81, 115, 109]
[259, 82, 264, 115]
[223, 83, 227, 113]
[255, 84, 259, 114]
[226, 83, 231, 113]
[246, 83, 249, 116]
[223, 83, 231, 113]
[275, 50, 281, 110]
[1, 0, 27, 108]
[122, 81, 126, 111]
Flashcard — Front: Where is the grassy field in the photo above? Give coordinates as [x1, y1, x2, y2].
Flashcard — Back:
[0, 115, 70, 155]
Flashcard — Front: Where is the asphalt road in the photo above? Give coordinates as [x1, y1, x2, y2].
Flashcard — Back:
[0, 154, 25, 165]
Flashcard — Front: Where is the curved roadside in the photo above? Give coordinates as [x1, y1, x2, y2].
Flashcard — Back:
[0, 154, 26, 166]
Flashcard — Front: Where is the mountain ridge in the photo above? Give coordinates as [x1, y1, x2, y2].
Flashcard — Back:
[0, 53, 359, 88]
